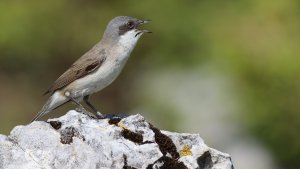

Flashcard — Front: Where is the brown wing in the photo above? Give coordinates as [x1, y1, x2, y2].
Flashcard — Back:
[44, 54, 106, 95]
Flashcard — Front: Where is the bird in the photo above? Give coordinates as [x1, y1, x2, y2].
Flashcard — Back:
[31, 16, 151, 122]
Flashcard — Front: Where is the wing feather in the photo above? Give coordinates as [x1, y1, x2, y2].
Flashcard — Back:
[44, 49, 106, 95]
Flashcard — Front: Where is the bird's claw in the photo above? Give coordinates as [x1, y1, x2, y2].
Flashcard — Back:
[96, 111, 105, 119]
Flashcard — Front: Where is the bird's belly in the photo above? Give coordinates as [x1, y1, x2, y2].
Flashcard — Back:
[65, 58, 128, 98]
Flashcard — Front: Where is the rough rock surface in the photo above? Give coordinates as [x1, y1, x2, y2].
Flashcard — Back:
[0, 111, 233, 169]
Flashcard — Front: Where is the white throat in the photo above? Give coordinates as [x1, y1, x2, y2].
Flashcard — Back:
[118, 29, 142, 52]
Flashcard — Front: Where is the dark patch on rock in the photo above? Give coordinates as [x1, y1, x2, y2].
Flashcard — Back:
[123, 154, 137, 169]
[146, 156, 188, 169]
[229, 157, 234, 169]
[121, 129, 143, 144]
[146, 123, 187, 168]
[108, 118, 122, 125]
[149, 123, 179, 159]
[49, 121, 62, 130]
[197, 151, 213, 169]
[142, 140, 154, 144]
[60, 127, 85, 144]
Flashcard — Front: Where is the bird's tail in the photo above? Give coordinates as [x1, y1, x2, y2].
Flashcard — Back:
[31, 92, 69, 122]
[31, 97, 53, 122]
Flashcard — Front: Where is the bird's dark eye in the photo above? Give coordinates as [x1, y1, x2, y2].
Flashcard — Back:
[126, 21, 135, 29]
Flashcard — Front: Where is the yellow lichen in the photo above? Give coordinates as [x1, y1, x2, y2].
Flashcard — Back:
[117, 120, 128, 129]
[180, 145, 192, 157]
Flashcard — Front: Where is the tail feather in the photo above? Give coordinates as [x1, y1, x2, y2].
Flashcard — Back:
[31, 92, 69, 122]
[31, 97, 53, 122]
[31, 109, 51, 122]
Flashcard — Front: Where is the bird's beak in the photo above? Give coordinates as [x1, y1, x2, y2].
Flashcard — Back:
[137, 20, 152, 34]
[141, 20, 152, 24]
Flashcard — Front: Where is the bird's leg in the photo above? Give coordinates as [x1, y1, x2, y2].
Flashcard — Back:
[83, 95, 97, 112]
[65, 92, 97, 119]
[83, 95, 104, 119]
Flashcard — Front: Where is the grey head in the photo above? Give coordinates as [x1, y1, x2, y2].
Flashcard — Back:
[102, 16, 151, 44]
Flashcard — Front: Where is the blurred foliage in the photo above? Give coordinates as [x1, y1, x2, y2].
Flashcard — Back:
[0, 0, 300, 168]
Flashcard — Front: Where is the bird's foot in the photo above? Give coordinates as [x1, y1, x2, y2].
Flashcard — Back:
[103, 114, 128, 119]
[96, 111, 105, 119]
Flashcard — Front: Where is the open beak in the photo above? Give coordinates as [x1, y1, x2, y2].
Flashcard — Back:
[135, 20, 152, 37]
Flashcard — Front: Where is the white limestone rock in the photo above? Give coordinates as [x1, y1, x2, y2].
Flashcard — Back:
[0, 111, 233, 169]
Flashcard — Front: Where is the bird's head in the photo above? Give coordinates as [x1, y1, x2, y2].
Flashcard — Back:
[103, 16, 151, 46]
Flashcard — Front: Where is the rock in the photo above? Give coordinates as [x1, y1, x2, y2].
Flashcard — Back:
[0, 111, 233, 169]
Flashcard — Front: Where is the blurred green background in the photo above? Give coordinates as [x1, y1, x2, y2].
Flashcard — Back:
[0, 0, 299, 169]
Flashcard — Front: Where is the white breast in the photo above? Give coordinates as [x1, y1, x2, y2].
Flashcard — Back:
[66, 29, 142, 99]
